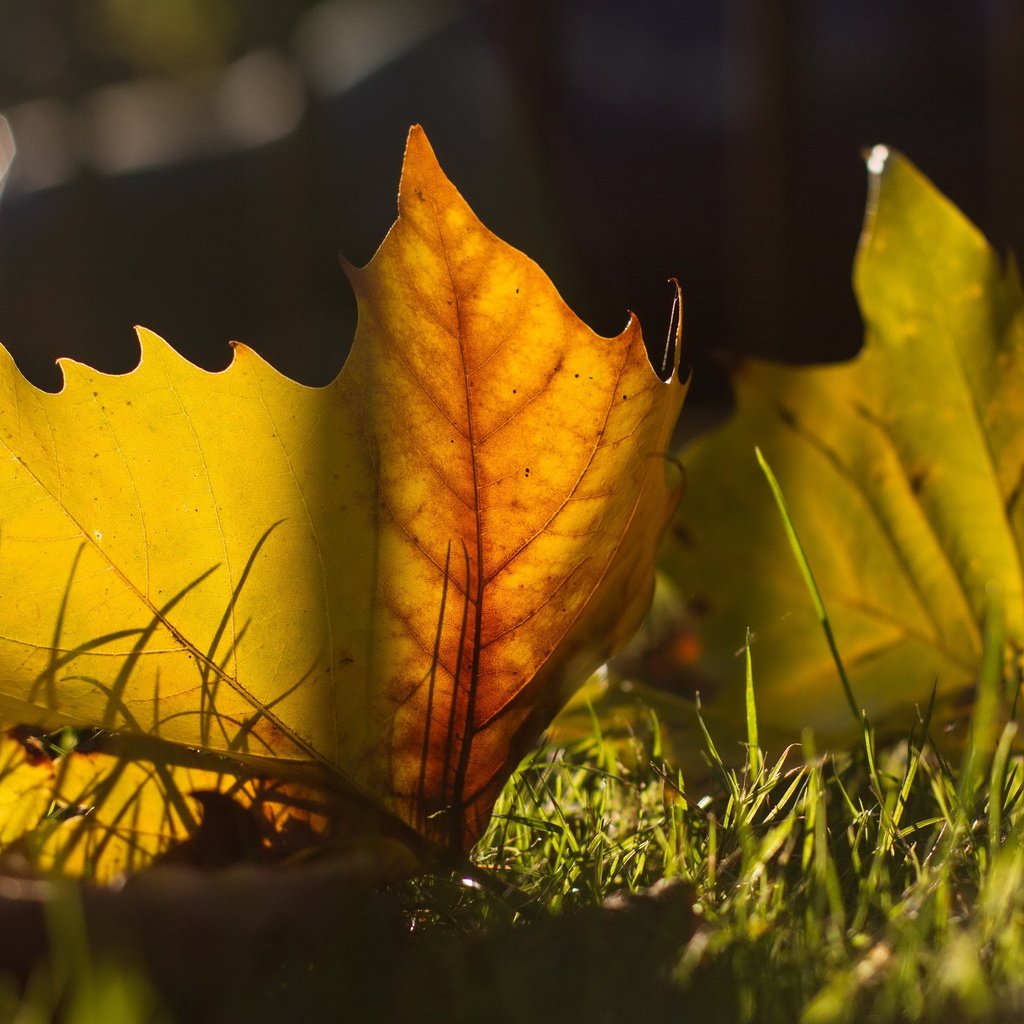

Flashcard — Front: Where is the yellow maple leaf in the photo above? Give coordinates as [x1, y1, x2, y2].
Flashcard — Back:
[662, 147, 1024, 754]
[0, 127, 687, 875]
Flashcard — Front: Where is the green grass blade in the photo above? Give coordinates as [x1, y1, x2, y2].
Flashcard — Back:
[957, 588, 1006, 815]
[755, 446, 862, 726]
[744, 628, 762, 778]
[988, 721, 1017, 857]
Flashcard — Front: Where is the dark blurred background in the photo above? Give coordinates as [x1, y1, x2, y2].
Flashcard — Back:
[0, 0, 1022, 417]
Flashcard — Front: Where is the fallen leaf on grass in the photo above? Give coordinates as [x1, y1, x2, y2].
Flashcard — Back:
[0, 127, 687, 877]
[662, 146, 1024, 751]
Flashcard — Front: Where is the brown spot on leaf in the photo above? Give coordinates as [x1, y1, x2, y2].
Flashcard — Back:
[775, 404, 797, 428]
[672, 524, 694, 547]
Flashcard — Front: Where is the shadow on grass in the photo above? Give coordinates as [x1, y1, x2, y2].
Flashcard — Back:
[0, 865, 695, 1024]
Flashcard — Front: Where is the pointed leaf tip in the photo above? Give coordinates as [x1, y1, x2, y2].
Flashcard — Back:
[401, 124, 438, 179]
[397, 124, 454, 217]
[664, 278, 684, 382]
[864, 144, 891, 177]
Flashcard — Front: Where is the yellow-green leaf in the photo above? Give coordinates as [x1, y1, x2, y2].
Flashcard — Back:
[0, 126, 687, 874]
[662, 147, 1024, 751]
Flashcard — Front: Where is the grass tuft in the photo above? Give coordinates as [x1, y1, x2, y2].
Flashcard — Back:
[398, 658, 1024, 1023]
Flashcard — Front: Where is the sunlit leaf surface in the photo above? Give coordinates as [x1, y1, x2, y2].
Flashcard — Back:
[663, 148, 1024, 751]
[0, 127, 687, 873]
